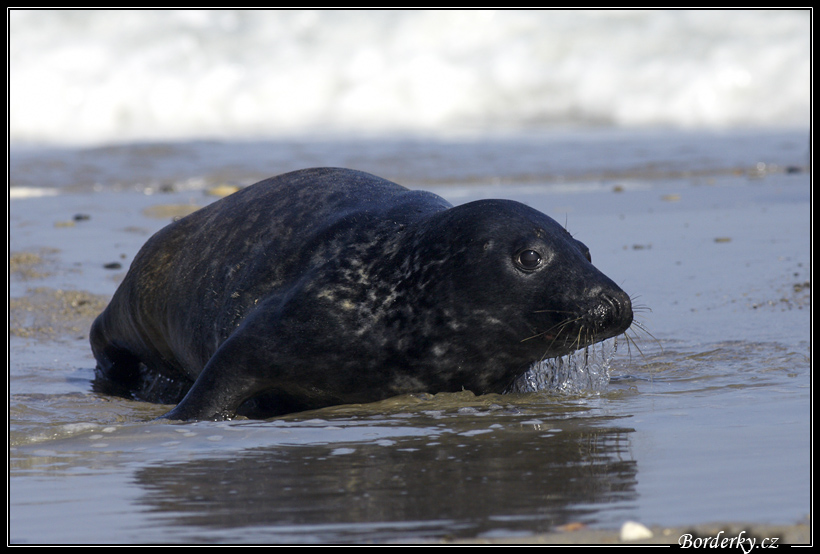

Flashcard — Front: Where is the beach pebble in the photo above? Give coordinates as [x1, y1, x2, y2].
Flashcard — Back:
[620, 520, 653, 541]
[206, 184, 241, 197]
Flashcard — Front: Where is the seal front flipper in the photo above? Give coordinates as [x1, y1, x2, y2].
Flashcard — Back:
[160, 364, 244, 421]
[160, 336, 267, 421]
[159, 293, 319, 421]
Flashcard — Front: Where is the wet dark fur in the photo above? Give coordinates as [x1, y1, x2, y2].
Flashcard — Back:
[90, 168, 632, 420]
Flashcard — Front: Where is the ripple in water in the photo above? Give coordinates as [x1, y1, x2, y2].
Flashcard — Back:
[509, 339, 618, 395]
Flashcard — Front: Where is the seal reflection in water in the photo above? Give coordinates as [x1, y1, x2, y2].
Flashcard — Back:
[90, 168, 633, 421]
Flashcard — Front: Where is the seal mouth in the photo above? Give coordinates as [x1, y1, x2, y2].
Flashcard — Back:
[528, 292, 633, 355]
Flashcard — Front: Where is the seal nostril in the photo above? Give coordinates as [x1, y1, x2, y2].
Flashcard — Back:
[608, 291, 633, 327]
[593, 291, 632, 333]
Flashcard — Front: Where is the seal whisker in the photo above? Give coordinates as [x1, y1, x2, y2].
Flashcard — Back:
[620, 295, 661, 358]
[534, 318, 584, 362]
[622, 321, 661, 358]
[521, 313, 584, 344]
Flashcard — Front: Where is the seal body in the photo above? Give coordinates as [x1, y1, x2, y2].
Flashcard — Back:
[90, 168, 632, 420]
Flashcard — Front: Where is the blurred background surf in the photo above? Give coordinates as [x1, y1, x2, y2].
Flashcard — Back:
[9, 9, 810, 147]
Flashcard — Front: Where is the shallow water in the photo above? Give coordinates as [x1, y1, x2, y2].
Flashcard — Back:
[9, 130, 811, 543]
[8, 340, 809, 543]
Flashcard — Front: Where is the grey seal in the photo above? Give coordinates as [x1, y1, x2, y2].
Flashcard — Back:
[90, 167, 632, 420]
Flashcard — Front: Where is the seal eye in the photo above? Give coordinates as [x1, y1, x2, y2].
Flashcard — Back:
[516, 249, 542, 270]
